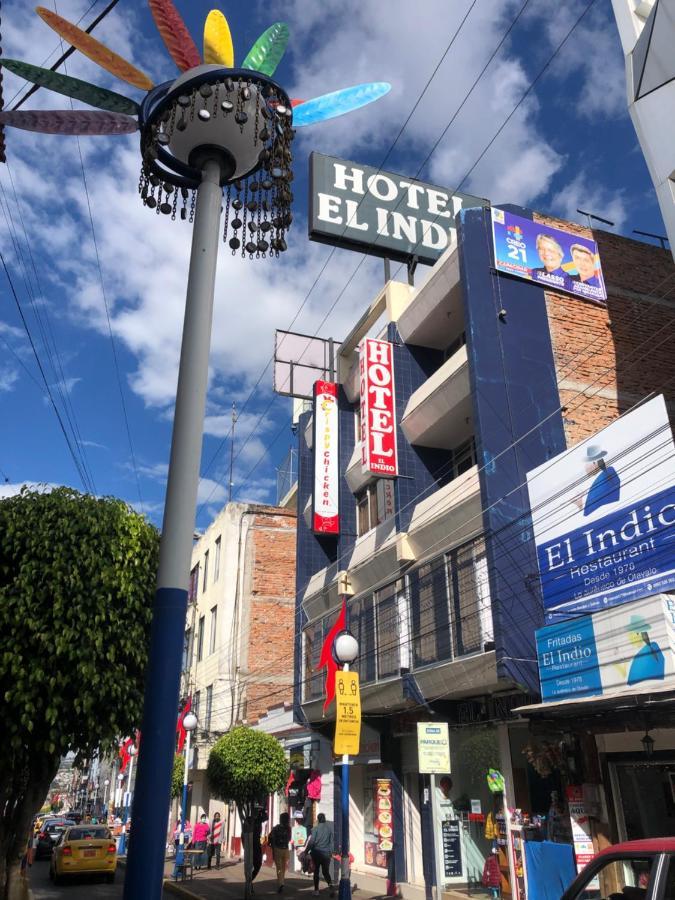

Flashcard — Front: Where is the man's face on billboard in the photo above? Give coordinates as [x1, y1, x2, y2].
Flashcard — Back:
[538, 238, 563, 271]
[572, 248, 596, 282]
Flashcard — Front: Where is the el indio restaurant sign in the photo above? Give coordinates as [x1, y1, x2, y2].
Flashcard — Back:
[309, 152, 487, 265]
[360, 338, 398, 478]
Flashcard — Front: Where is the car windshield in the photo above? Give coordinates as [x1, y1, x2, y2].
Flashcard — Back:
[46, 820, 74, 832]
[67, 827, 111, 841]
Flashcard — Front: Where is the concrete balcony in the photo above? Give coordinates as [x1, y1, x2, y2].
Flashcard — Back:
[345, 441, 372, 494]
[407, 466, 481, 558]
[400, 345, 471, 449]
[397, 244, 463, 349]
[347, 521, 415, 596]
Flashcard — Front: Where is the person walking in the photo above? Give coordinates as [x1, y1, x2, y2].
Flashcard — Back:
[306, 812, 334, 896]
[208, 811, 223, 869]
[269, 812, 292, 893]
[192, 814, 210, 869]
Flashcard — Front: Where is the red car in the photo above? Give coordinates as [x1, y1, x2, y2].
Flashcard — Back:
[561, 838, 675, 900]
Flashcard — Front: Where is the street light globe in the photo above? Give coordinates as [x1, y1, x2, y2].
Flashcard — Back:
[129, 745, 138, 757]
[335, 632, 359, 664]
[183, 712, 198, 732]
[117, 774, 125, 782]
[104, 779, 110, 787]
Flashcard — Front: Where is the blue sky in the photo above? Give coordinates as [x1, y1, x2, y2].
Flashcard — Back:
[0, 0, 665, 529]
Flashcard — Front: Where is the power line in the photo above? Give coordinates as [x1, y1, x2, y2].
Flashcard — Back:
[201, 0, 596, 512]
[0, 248, 93, 491]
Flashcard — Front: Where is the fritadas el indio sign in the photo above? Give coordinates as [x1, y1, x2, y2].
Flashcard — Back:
[360, 338, 398, 477]
[312, 380, 339, 534]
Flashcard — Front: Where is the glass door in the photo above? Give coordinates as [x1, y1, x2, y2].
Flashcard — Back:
[609, 758, 675, 840]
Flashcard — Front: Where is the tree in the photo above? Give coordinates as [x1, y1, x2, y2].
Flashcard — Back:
[207, 727, 287, 899]
[0, 487, 159, 898]
[172, 753, 185, 800]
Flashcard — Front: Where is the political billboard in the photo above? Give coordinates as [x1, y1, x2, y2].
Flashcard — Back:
[526, 395, 675, 621]
[491, 207, 607, 304]
[536, 594, 675, 702]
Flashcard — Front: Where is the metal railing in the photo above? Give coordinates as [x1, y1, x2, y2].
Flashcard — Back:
[277, 447, 298, 504]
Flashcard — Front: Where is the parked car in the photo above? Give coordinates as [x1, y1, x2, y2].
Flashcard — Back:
[49, 824, 117, 884]
[561, 838, 675, 900]
[35, 818, 75, 859]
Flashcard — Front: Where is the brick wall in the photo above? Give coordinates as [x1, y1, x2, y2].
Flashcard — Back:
[244, 508, 296, 721]
[534, 213, 675, 445]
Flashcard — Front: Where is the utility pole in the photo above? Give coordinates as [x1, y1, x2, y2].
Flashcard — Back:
[228, 401, 237, 503]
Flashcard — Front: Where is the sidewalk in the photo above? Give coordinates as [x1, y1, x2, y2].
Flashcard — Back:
[161, 860, 390, 900]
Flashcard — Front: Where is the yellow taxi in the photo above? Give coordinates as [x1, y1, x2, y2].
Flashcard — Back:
[49, 824, 117, 884]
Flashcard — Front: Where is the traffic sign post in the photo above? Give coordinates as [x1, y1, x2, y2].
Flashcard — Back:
[333, 645, 361, 900]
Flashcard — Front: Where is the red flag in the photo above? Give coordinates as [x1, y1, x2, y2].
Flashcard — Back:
[119, 737, 133, 773]
[176, 696, 191, 752]
[317, 598, 347, 713]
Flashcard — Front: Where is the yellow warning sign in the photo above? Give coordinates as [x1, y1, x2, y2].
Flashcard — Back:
[334, 670, 361, 756]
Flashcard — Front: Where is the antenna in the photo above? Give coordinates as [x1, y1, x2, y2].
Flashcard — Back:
[633, 229, 670, 251]
[577, 208, 615, 229]
[228, 401, 237, 503]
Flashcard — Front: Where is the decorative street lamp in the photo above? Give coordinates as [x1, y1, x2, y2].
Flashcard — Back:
[334, 632, 359, 900]
[119, 745, 138, 855]
[103, 779, 110, 818]
[0, 5, 389, 897]
[174, 710, 198, 878]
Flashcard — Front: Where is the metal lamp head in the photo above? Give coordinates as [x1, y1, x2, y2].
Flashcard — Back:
[183, 711, 198, 732]
[334, 631, 359, 664]
[642, 730, 655, 757]
[129, 745, 138, 757]
[138, 66, 294, 258]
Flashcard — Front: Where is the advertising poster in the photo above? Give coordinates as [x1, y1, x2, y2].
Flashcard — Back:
[526, 395, 675, 620]
[441, 820, 462, 878]
[312, 380, 340, 534]
[536, 594, 675, 702]
[417, 722, 451, 774]
[334, 670, 361, 756]
[491, 207, 607, 304]
[360, 338, 398, 478]
[566, 786, 598, 887]
[364, 777, 393, 869]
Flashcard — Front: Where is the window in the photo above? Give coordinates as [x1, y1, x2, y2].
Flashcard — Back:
[443, 331, 466, 362]
[182, 628, 193, 672]
[209, 605, 218, 655]
[205, 685, 213, 731]
[188, 565, 199, 604]
[375, 583, 400, 679]
[303, 620, 325, 701]
[448, 539, 487, 656]
[410, 561, 452, 668]
[202, 550, 209, 591]
[193, 690, 201, 722]
[453, 437, 476, 478]
[573, 857, 654, 900]
[352, 595, 376, 684]
[197, 615, 205, 662]
[355, 484, 383, 537]
[214, 536, 221, 581]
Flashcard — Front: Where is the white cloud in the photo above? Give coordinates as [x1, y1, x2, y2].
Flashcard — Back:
[550, 173, 628, 231]
[0, 366, 19, 393]
[0, 481, 58, 499]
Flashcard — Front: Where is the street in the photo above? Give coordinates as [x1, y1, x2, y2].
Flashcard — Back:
[29, 860, 123, 899]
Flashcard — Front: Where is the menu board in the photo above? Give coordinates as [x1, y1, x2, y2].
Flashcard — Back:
[366, 777, 393, 869]
[441, 819, 462, 878]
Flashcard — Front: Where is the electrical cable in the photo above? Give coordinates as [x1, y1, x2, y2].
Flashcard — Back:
[201, 0, 601, 512]
[195, 0, 489, 494]
[54, 20, 145, 512]
[0, 248, 93, 491]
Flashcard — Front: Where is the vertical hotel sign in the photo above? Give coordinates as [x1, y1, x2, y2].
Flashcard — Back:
[312, 380, 340, 534]
[360, 338, 398, 477]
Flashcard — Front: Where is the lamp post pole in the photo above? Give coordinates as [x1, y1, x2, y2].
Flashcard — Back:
[334, 632, 359, 900]
[178, 711, 198, 870]
[120, 745, 137, 855]
[124, 155, 224, 899]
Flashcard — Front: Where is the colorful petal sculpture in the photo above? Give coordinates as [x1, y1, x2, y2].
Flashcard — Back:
[292, 82, 391, 127]
[203, 10, 234, 67]
[35, 7, 154, 91]
[0, 109, 139, 135]
[241, 23, 289, 77]
[148, 0, 201, 72]
[0, 59, 139, 115]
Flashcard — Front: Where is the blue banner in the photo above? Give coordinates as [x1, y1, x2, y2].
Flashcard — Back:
[491, 208, 607, 304]
[538, 483, 675, 617]
[536, 615, 601, 701]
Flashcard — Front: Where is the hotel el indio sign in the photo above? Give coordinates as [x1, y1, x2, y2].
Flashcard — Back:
[309, 152, 487, 266]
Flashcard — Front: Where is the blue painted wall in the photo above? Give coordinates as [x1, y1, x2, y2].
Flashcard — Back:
[457, 204, 567, 692]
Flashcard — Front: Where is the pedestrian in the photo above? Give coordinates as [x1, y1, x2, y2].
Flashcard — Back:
[208, 811, 222, 869]
[250, 804, 268, 887]
[269, 812, 292, 893]
[305, 813, 334, 896]
[192, 813, 210, 869]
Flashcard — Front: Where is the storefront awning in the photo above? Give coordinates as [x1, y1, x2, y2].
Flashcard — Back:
[513, 683, 675, 724]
